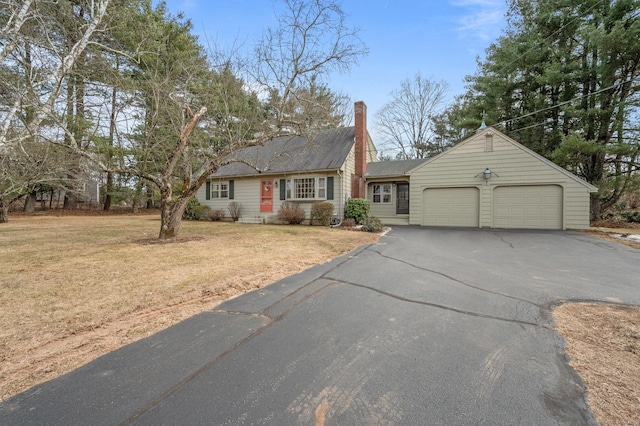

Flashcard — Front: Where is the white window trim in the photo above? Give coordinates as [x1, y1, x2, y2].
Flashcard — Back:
[285, 176, 327, 201]
[372, 183, 393, 204]
[211, 181, 229, 199]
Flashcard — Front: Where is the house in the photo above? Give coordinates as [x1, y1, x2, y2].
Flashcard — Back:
[198, 101, 596, 229]
[197, 101, 377, 222]
[366, 127, 597, 230]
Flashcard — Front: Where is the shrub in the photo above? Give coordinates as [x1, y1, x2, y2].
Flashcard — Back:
[183, 197, 210, 221]
[614, 200, 628, 213]
[227, 201, 242, 221]
[310, 202, 334, 226]
[346, 198, 370, 225]
[622, 211, 640, 223]
[361, 216, 383, 233]
[341, 218, 356, 228]
[208, 209, 225, 221]
[277, 201, 305, 224]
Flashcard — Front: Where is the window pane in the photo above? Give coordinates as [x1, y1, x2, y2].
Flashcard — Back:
[373, 184, 380, 194]
[373, 194, 381, 203]
[383, 194, 391, 203]
[383, 184, 391, 194]
[294, 178, 315, 199]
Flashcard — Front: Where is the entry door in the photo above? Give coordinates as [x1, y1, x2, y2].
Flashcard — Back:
[260, 179, 273, 212]
[396, 183, 409, 214]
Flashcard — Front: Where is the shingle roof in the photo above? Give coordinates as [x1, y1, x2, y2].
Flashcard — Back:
[364, 159, 428, 178]
[211, 127, 356, 177]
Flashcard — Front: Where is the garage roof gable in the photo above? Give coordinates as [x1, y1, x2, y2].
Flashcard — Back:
[407, 127, 598, 192]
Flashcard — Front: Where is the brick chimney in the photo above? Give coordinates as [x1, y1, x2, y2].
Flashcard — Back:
[353, 101, 367, 198]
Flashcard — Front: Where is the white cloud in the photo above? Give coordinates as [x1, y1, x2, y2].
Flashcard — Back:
[451, 0, 507, 41]
[179, 0, 197, 11]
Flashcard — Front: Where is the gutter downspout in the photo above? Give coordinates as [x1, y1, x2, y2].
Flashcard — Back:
[331, 169, 343, 227]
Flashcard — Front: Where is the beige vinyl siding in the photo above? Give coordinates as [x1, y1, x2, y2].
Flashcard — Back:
[198, 173, 344, 222]
[198, 178, 261, 216]
[409, 130, 594, 229]
[367, 182, 395, 215]
[343, 144, 356, 199]
[367, 179, 411, 225]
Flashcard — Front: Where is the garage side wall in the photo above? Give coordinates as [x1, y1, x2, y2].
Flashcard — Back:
[408, 131, 593, 229]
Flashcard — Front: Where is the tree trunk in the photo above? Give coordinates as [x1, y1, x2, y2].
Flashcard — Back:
[103, 171, 113, 211]
[24, 191, 36, 212]
[159, 198, 189, 240]
[145, 185, 154, 209]
[64, 192, 78, 210]
[0, 200, 8, 223]
[131, 180, 144, 213]
[590, 194, 601, 221]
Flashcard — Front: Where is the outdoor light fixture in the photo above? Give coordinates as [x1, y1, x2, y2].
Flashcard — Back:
[483, 168, 492, 180]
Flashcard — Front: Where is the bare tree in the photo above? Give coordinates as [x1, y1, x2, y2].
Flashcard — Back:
[0, 0, 111, 222]
[104, 0, 368, 240]
[375, 73, 449, 159]
[253, 0, 368, 133]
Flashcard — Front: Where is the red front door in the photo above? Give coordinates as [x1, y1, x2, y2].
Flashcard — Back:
[260, 179, 273, 213]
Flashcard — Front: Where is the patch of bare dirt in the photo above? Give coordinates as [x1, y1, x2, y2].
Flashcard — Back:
[583, 220, 640, 250]
[554, 304, 640, 424]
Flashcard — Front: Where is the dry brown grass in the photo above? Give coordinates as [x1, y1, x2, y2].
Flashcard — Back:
[554, 304, 640, 425]
[0, 215, 379, 401]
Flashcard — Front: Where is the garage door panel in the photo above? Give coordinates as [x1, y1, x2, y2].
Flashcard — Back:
[493, 185, 562, 229]
[423, 187, 479, 227]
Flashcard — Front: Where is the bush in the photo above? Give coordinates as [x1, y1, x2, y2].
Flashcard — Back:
[228, 201, 242, 221]
[208, 209, 225, 221]
[310, 202, 334, 226]
[622, 211, 640, 223]
[361, 216, 383, 232]
[340, 218, 356, 228]
[346, 198, 370, 225]
[183, 197, 210, 221]
[277, 201, 305, 224]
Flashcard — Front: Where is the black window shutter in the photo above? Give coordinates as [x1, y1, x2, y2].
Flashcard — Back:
[206, 181, 211, 200]
[280, 179, 286, 200]
[228, 180, 234, 199]
[327, 177, 334, 200]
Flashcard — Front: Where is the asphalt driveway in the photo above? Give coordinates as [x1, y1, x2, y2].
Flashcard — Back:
[2, 227, 639, 425]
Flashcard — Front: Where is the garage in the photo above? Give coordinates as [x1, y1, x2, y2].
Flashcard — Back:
[423, 187, 479, 227]
[493, 185, 563, 229]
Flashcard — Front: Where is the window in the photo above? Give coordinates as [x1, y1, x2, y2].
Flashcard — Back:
[318, 178, 326, 198]
[211, 182, 229, 199]
[284, 177, 327, 200]
[294, 178, 315, 199]
[372, 184, 392, 204]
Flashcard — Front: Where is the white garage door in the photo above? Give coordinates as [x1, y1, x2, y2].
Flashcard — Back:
[423, 187, 479, 227]
[493, 185, 563, 229]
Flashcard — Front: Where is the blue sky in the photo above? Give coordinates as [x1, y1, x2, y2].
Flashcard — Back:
[156, 0, 508, 127]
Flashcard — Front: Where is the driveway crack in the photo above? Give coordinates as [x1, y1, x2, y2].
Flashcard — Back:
[493, 232, 515, 249]
[369, 249, 543, 308]
[328, 278, 550, 330]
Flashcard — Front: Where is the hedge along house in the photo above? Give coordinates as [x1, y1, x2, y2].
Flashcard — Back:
[196, 101, 377, 223]
[367, 127, 597, 230]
